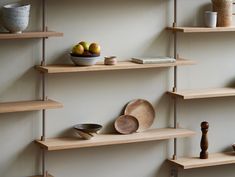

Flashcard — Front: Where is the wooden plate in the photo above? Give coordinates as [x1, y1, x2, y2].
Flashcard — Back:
[114, 115, 139, 135]
[124, 99, 155, 132]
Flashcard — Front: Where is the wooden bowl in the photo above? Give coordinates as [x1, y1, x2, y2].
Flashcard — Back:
[124, 99, 155, 132]
[114, 115, 139, 135]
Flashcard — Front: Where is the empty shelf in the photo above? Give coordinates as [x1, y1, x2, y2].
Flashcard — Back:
[167, 26, 235, 33]
[169, 152, 235, 169]
[0, 31, 63, 40]
[36, 128, 196, 151]
[0, 99, 63, 113]
[35, 59, 195, 74]
[168, 88, 235, 100]
[30, 174, 53, 177]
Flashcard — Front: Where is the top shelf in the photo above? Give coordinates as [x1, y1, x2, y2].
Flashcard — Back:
[167, 27, 235, 33]
[0, 31, 63, 40]
[35, 59, 195, 74]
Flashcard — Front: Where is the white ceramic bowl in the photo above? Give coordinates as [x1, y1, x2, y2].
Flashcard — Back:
[2, 3, 31, 33]
[70, 55, 100, 66]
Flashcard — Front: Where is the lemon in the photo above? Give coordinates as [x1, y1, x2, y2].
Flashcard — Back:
[72, 44, 84, 55]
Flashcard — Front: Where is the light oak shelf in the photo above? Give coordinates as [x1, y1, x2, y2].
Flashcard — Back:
[0, 99, 63, 113]
[0, 31, 63, 40]
[35, 59, 195, 74]
[167, 26, 235, 33]
[36, 128, 196, 151]
[168, 88, 235, 100]
[31, 174, 53, 177]
[169, 152, 235, 169]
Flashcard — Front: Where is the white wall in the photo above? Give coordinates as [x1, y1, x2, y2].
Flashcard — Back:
[0, 0, 235, 177]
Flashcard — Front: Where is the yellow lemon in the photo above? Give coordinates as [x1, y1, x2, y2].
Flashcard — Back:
[72, 44, 84, 55]
[89, 43, 101, 55]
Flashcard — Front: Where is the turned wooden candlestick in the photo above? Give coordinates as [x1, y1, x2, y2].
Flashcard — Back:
[200, 121, 209, 159]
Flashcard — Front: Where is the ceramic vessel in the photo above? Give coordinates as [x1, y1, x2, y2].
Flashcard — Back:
[212, 0, 234, 27]
[104, 56, 117, 65]
[205, 11, 217, 28]
[2, 3, 31, 33]
[74, 124, 102, 140]
[70, 54, 100, 66]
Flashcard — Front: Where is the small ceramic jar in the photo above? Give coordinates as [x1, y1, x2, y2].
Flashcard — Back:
[104, 56, 117, 65]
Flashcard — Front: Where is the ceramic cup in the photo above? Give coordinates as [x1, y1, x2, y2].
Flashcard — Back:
[205, 11, 217, 28]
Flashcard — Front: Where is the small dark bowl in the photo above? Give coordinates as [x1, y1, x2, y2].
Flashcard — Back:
[74, 123, 103, 133]
[233, 144, 235, 151]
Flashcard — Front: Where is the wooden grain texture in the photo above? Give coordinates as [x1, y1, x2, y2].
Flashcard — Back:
[0, 99, 63, 113]
[0, 31, 63, 39]
[167, 88, 235, 100]
[167, 26, 235, 33]
[200, 122, 209, 159]
[30, 174, 53, 177]
[169, 152, 235, 169]
[35, 59, 195, 74]
[114, 115, 139, 135]
[35, 128, 196, 151]
[124, 99, 155, 132]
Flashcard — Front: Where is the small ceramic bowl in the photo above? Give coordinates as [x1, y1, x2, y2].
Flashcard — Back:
[74, 123, 102, 140]
[70, 53, 100, 66]
[75, 130, 94, 140]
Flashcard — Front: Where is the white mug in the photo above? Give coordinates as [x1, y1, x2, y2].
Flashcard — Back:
[205, 11, 217, 28]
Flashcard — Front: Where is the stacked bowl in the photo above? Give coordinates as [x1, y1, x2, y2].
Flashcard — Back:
[2, 3, 31, 34]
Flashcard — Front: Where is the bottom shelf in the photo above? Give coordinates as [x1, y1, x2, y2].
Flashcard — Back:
[169, 152, 235, 169]
[31, 174, 53, 177]
[36, 128, 195, 151]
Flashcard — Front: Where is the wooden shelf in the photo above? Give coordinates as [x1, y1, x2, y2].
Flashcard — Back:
[35, 59, 195, 74]
[30, 174, 53, 177]
[0, 99, 63, 113]
[0, 31, 63, 40]
[35, 128, 195, 151]
[168, 88, 235, 100]
[167, 26, 235, 33]
[169, 152, 235, 169]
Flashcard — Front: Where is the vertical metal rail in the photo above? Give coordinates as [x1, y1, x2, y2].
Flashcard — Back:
[173, 0, 178, 161]
[41, 0, 48, 177]
[41, 0, 46, 141]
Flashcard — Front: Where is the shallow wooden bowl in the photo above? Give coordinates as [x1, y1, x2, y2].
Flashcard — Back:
[124, 99, 155, 132]
[114, 115, 139, 135]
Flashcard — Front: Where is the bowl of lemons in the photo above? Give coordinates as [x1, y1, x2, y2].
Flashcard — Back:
[71, 41, 101, 66]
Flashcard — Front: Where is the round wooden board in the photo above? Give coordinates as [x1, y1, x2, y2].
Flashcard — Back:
[124, 99, 155, 132]
[114, 115, 139, 135]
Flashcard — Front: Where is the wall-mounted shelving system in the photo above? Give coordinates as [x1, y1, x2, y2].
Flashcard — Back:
[31, 0, 196, 177]
[167, 1, 235, 177]
[3, 0, 235, 177]
[0, 0, 64, 177]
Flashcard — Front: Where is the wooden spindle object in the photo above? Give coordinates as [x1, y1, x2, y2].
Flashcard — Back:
[200, 121, 209, 159]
